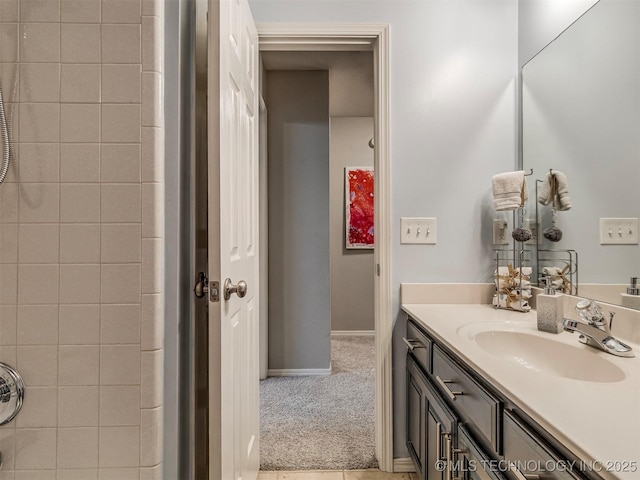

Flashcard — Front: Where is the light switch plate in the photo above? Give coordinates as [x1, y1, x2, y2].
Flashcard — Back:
[600, 218, 639, 245]
[401, 217, 437, 244]
[492, 219, 509, 245]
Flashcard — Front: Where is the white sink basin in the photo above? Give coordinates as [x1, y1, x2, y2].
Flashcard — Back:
[459, 325, 626, 383]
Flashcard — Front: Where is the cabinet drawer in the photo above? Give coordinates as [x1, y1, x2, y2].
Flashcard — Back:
[432, 345, 502, 453]
[406, 318, 432, 374]
[503, 411, 582, 480]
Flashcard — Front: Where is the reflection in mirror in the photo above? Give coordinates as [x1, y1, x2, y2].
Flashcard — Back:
[522, 0, 640, 307]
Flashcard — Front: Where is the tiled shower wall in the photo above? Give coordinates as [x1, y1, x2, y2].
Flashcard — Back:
[0, 0, 164, 478]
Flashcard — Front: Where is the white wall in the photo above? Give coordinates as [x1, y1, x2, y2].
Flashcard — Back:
[250, 0, 518, 458]
[330, 117, 374, 332]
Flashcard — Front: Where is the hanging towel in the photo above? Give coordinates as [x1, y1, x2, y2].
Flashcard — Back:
[492, 170, 528, 211]
[537, 170, 572, 211]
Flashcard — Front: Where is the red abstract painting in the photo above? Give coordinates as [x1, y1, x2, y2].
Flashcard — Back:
[345, 167, 374, 249]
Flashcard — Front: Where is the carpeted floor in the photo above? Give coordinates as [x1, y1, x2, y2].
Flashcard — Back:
[260, 336, 378, 471]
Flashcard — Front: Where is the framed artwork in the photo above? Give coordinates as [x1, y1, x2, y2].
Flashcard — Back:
[345, 167, 374, 249]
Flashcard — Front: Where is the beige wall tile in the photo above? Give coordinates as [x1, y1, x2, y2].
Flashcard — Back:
[101, 25, 141, 64]
[141, 294, 162, 350]
[57, 427, 99, 468]
[97, 468, 140, 480]
[101, 145, 141, 183]
[100, 386, 140, 426]
[60, 184, 100, 223]
[140, 349, 161, 408]
[0, 184, 18, 223]
[59, 304, 100, 345]
[60, 264, 101, 304]
[142, 183, 163, 238]
[16, 345, 58, 386]
[18, 184, 60, 223]
[19, 103, 60, 143]
[14, 428, 57, 469]
[61, 104, 100, 143]
[101, 224, 141, 264]
[60, 64, 101, 104]
[141, 0, 159, 16]
[60, 224, 101, 264]
[0, 429, 16, 471]
[139, 464, 162, 480]
[0, 224, 18, 263]
[141, 72, 161, 127]
[15, 472, 55, 480]
[102, 65, 141, 104]
[142, 16, 161, 73]
[101, 184, 141, 223]
[58, 386, 99, 427]
[61, 0, 100, 23]
[0, 24, 18, 63]
[100, 345, 140, 385]
[102, 0, 141, 24]
[20, 0, 61, 22]
[140, 407, 161, 466]
[61, 24, 100, 63]
[101, 105, 141, 143]
[100, 264, 141, 304]
[20, 23, 60, 63]
[59, 345, 99, 385]
[15, 386, 57, 428]
[57, 469, 99, 480]
[17, 144, 60, 183]
[0, 345, 17, 366]
[18, 224, 59, 264]
[17, 305, 58, 345]
[101, 304, 140, 344]
[60, 144, 100, 183]
[0, 264, 17, 304]
[19, 64, 60, 103]
[142, 238, 162, 294]
[98, 427, 140, 468]
[0, 305, 17, 345]
[141, 127, 163, 183]
[18, 264, 59, 305]
[0, 0, 19, 22]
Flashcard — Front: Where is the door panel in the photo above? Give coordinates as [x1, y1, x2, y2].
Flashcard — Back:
[210, 0, 260, 478]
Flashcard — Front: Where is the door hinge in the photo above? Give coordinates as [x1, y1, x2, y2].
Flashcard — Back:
[376, 263, 381, 276]
[209, 281, 220, 303]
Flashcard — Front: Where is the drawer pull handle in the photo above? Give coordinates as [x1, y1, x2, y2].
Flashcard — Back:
[402, 337, 425, 351]
[435, 375, 463, 401]
[435, 422, 443, 461]
[510, 464, 541, 480]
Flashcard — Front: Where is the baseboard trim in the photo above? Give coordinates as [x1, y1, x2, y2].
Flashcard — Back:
[267, 367, 332, 377]
[331, 330, 375, 337]
[393, 457, 416, 473]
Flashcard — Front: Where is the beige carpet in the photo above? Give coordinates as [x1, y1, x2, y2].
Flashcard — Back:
[259, 336, 377, 471]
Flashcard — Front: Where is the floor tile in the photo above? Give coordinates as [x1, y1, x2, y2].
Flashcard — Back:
[343, 471, 413, 480]
[278, 471, 344, 480]
[257, 473, 279, 480]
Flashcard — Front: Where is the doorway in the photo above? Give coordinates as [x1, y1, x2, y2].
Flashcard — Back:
[256, 23, 393, 472]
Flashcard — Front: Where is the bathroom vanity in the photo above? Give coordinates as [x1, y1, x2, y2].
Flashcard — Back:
[402, 304, 640, 480]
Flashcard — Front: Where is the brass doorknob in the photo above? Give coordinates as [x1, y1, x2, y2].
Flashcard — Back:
[224, 278, 247, 300]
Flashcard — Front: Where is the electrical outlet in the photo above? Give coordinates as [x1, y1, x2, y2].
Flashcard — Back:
[493, 219, 509, 245]
[400, 217, 437, 244]
[600, 218, 639, 245]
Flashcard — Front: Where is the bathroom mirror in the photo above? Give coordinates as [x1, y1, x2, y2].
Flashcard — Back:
[522, 0, 640, 306]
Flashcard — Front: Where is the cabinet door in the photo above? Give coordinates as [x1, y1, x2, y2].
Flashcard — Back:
[457, 425, 507, 480]
[407, 357, 427, 478]
[425, 378, 456, 480]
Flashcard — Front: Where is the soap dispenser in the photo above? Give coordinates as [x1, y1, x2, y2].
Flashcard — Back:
[620, 277, 640, 310]
[537, 277, 564, 334]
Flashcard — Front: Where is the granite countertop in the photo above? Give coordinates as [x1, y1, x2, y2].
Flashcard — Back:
[401, 303, 640, 480]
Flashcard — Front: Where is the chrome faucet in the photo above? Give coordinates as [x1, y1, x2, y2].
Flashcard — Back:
[562, 299, 635, 358]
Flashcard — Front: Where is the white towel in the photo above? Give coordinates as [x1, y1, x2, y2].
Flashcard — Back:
[492, 171, 528, 211]
[537, 170, 571, 211]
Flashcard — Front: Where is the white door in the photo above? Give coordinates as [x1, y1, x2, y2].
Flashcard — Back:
[208, 0, 260, 478]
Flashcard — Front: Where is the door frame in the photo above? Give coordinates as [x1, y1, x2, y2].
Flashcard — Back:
[257, 22, 393, 472]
